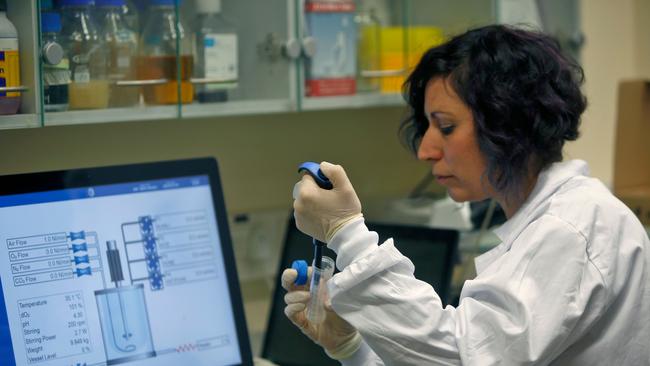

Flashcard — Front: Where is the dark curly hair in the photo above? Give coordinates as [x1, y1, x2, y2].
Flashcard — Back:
[400, 24, 587, 199]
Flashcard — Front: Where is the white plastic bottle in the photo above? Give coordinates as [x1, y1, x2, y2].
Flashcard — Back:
[0, 0, 21, 115]
[194, 0, 238, 103]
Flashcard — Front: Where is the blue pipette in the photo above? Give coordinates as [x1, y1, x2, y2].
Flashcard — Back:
[297, 162, 333, 269]
[293, 162, 337, 324]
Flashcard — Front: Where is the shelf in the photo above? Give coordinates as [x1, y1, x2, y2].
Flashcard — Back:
[43, 106, 179, 126]
[301, 93, 405, 111]
[0, 114, 41, 129]
[182, 99, 297, 119]
[1, 96, 401, 129]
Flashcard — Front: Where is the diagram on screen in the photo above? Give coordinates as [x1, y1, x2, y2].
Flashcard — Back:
[7, 210, 231, 366]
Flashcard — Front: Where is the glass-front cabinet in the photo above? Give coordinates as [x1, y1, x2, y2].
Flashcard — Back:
[0, 0, 580, 129]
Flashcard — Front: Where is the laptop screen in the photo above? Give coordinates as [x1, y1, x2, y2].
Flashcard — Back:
[0, 158, 252, 366]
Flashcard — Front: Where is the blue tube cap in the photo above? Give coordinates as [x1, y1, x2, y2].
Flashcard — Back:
[291, 260, 308, 285]
[41, 12, 62, 33]
[149, 0, 180, 5]
[57, 0, 93, 6]
[95, 0, 125, 6]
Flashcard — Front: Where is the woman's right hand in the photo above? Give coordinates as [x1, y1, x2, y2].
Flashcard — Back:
[281, 267, 360, 357]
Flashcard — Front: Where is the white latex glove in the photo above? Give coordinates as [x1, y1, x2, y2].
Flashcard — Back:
[282, 267, 362, 360]
[292, 162, 363, 243]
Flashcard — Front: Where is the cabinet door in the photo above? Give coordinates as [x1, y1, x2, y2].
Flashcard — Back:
[36, 0, 298, 126]
[181, 0, 299, 118]
[39, 0, 183, 125]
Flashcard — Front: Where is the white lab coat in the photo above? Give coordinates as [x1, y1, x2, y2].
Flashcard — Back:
[326, 160, 650, 365]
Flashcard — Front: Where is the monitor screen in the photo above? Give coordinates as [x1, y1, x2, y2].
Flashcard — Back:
[262, 217, 458, 366]
[0, 159, 252, 366]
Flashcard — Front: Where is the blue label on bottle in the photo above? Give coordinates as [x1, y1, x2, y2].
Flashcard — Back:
[204, 38, 215, 47]
[0, 50, 4, 98]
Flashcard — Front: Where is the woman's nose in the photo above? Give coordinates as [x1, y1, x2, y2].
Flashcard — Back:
[417, 127, 443, 161]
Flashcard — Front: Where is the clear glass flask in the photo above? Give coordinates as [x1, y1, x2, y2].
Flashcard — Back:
[96, 0, 140, 107]
[59, 0, 110, 110]
[355, 7, 382, 93]
[138, 0, 194, 105]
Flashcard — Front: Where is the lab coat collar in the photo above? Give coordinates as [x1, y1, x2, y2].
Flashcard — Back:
[474, 159, 590, 275]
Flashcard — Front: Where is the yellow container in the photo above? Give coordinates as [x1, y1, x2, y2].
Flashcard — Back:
[379, 26, 445, 93]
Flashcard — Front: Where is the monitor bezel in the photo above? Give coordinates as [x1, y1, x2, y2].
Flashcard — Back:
[261, 215, 459, 365]
[0, 157, 254, 366]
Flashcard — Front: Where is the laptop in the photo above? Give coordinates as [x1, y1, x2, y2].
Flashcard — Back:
[261, 216, 459, 366]
[0, 158, 253, 366]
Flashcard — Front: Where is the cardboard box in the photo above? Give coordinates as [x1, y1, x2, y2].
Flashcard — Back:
[613, 80, 650, 226]
[305, 0, 357, 97]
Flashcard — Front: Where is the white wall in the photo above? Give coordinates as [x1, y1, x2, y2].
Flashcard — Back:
[565, 0, 650, 188]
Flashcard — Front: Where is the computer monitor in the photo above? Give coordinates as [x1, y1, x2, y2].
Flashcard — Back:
[261, 217, 458, 366]
[0, 158, 253, 366]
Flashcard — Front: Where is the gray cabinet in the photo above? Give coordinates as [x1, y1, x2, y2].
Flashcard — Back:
[0, 0, 581, 129]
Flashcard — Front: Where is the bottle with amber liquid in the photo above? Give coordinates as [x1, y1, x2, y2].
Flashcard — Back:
[138, 0, 193, 105]
[96, 0, 140, 107]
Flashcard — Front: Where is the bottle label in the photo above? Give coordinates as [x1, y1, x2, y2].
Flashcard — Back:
[0, 38, 21, 98]
[108, 45, 133, 80]
[44, 58, 71, 86]
[71, 53, 92, 84]
[117, 55, 131, 69]
[73, 64, 90, 84]
[204, 33, 238, 90]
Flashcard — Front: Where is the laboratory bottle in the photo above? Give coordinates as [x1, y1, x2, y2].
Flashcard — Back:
[59, 0, 109, 110]
[41, 12, 70, 112]
[354, 7, 381, 93]
[194, 0, 238, 103]
[138, 0, 193, 105]
[0, 0, 21, 115]
[41, 0, 54, 10]
[122, 0, 139, 33]
[96, 0, 139, 107]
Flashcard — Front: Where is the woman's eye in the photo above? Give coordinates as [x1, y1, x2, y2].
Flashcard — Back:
[440, 125, 455, 135]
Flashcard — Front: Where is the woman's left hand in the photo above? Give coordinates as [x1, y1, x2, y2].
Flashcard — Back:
[281, 267, 361, 356]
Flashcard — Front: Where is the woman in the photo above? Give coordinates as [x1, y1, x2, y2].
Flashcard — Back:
[285, 25, 650, 365]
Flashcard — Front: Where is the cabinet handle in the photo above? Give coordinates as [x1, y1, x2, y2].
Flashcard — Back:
[115, 79, 168, 86]
[360, 69, 406, 78]
[258, 33, 301, 61]
[283, 38, 302, 60]
[301, 36, 317, 58]
[0, 86, 28, 92]
[189, 78, 239, 85]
